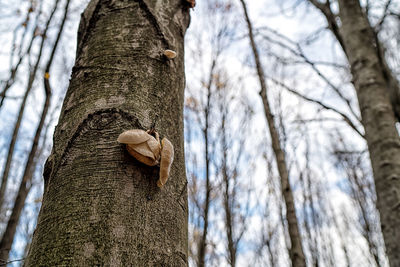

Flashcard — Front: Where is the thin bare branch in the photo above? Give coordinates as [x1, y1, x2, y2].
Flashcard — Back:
[375, 0, 393, 31]
[258, 25, 361, 120]
[267, 75, 364, 138]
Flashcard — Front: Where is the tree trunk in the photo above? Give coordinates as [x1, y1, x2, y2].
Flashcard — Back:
[0, 92, 50, 263]
[25, 0, 190, 266]
[238, 1, 306, 266]
[197, 59, 215, 267]
[221, 113, 236, 267]
[336, 1, 400, 266]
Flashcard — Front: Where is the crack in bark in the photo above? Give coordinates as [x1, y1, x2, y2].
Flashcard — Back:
[177, 180, 188, 212]
[178, 180, 187, 200]
[175, 250, 187, 265]
[77, 0, 102, 57]
[45, 108, 141, 190]
[178, 201, 186, 213]
[135, 0, 171, 49]
[72, 65, 135, 73]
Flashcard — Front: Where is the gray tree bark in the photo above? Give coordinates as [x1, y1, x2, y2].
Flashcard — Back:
[336, 1, 400, 266]
[308, 1, 400, 265]
[24, 0, 190, 266]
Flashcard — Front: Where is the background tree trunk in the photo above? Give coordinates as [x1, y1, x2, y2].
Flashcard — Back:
[0, 0, 61, 214]
[336, 1, 400, 265]
[25, 0, 190, 266]
[0, 0, 70, 262]
[197, 59, 214, 267]
[239, 1, 306, 266]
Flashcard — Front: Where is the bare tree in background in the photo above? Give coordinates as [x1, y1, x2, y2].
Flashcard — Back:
[331, 130, 388, 267]
[0, 0, 41, 108]
[214, 71, 253, 267]
[256, 147, 292, 267]
[185, 2, 236, 265]
[238, 1, 307, 266]
[0, 0, 61, 215]
[185, 69, 253, 266]
[307, 1, 400, 265]
[185, 57, 216, 267]
[0, 0, 71, 263]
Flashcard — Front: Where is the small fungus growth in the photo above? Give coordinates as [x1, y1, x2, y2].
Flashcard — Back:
[163, 49, 177, 59]
[117, 129, 174, 188]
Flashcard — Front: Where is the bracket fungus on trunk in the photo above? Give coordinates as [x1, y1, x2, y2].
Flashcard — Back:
[117, 129, 174, 188]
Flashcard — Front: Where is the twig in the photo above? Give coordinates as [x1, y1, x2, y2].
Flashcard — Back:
[267, 76, 365, 138]
[0, 257, 25, 266]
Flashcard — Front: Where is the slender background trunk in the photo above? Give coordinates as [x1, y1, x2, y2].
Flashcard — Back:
[25, 0, 190, 265]
[238, 1, 306, 266]
[221, 113, 236, 267]
[197, 59, 214, 267]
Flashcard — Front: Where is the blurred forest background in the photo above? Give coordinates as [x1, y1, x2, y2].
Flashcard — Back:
[0, 0, 399, 266]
